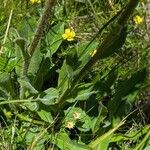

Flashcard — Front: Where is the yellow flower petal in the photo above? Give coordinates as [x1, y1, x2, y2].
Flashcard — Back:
[65, 29, 71, 34]
[70, 31, 75, 37]
[62, 28, 76, 41]
[30, 0, 41, 4]
[133, 15, 143, 25]
[67, 38, 74, 41]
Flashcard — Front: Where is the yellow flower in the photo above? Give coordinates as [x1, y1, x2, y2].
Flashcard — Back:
[30, 0, 41, 4]
[65, 121, 75, 129]
[133, 15, 143, 25]
[62, 28, 76, 41]
[73, 112, 81, 120]
[90, 49, 97, 57]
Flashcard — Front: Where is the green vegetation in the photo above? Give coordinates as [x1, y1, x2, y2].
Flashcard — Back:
[0, 0, 150, 149]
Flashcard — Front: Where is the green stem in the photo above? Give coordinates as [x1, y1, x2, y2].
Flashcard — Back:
[16, 113, 45, 125]
[0, 99, 38, 105]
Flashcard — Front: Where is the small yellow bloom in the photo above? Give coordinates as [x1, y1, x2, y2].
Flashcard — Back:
[62, 28, 75, 41]
[73, 112, 81, 120]
[30, 0, 41, 4]
[65, 121, 74, 129]
[90, 49, 97, 57]
[133, 15, 143, 25]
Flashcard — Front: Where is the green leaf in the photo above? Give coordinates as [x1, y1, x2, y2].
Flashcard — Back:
[0, 57, 7, 71]
[73, 83, 96, 101]
[14, 38, 29, 59]
[32, 51, 52, 90]
[24, 102, 39, 111]
[18, 77, 38, 94]
[94, 70, 118, 94]
[0, 87, 10, 99]
[77, 41, 98, 68]
[4, 58, 17, 72]
[0, 53, 17, 73]
[15, 41, 24, 77]
[25, 130, 48, 150]
[0, 72, 16, 98]
[66, 48, 80, 70]
[100, 25, 127, 59]
[143, 146, 150, 150]
[40, 88, 59, 105]
[64, 107, 93, 132]
[48, 22, 64, 55]
[111, 125, 150, 142]
[95, 137, 111, 150]
[58, 41, 98, 94]
[89, 121, 125, 149]
[92, 104, 108, 133]
[58, 60, 73, 94]
[37, 109, 53, 123]
[55, 132, 91, 150]
[28, 46, 43, 78]
[16, 17, 36, 39]
[66, 83, 96, 103]
[108, 68, 147, 119]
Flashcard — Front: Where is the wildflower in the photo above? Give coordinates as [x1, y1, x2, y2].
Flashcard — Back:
[73, 112, 81, 120]
[133, 15, 143, 25]
[62, 28, 75, 41]
[90, 49, 97, 57]
[66, 121, 74, 129]
[30, 0, 41, 4]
